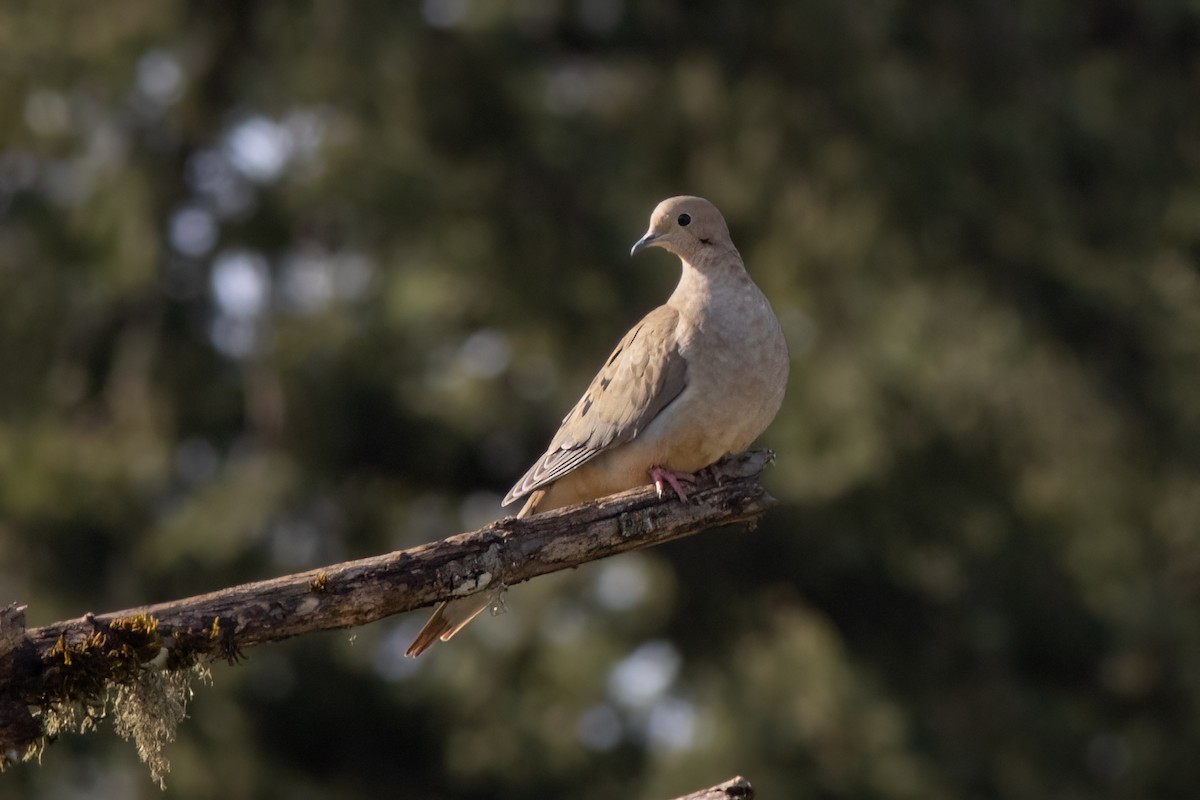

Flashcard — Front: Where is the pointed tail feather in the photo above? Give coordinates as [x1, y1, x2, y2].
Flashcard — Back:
[404, 487, 546, 657]
[405, 595, 493, 657]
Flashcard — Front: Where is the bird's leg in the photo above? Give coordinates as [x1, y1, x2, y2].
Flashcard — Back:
[649, 466, 696, 502]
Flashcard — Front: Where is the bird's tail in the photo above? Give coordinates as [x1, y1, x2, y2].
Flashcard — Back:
[404, 596, 492, 657]
[404, 489, 545, 657]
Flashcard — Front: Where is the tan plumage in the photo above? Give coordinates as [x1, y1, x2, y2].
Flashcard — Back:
[502, 304, 689, 506]
[406, 196, 789, 657]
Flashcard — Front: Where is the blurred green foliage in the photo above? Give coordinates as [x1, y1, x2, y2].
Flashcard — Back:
[1, 1, 1199, 797]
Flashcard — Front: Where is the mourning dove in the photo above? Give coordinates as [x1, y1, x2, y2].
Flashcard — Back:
[406, 196, 789, 656]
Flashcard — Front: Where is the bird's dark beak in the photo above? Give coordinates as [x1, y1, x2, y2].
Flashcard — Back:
[630, 231, 659, 257]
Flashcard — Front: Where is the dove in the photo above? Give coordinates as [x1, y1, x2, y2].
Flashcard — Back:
[406, 196, 789, 656]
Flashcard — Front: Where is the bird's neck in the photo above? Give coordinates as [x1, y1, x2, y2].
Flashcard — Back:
[668, 248, 749, 321]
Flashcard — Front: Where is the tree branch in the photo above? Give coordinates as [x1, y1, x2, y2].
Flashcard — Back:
[0, 450, 776, 761]
[671, 776, 755, 800]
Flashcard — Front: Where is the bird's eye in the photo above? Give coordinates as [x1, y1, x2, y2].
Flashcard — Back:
[677, 213, 691, 227]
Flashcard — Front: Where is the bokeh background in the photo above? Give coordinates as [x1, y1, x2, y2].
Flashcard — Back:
[2, 1, 1199, 798]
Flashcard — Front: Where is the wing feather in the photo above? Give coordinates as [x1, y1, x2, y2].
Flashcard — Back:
[502, 305, 688, 505]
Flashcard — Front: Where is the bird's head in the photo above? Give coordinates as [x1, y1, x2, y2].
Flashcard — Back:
[630, 196, 734, 263]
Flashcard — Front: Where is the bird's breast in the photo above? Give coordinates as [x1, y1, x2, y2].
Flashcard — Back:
[659, 288, 789, 466]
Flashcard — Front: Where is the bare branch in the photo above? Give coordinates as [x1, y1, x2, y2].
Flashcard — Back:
[671, 775, 755, 800]
[0, 450, 776, 761]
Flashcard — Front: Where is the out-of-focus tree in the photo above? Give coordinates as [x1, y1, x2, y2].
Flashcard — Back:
[1, 1, 1198, 798]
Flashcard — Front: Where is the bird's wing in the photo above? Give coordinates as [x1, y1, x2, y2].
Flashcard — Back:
[503, 304, 688, 505]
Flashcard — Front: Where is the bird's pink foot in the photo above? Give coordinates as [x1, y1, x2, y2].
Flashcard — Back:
[649, 466, 696, 502]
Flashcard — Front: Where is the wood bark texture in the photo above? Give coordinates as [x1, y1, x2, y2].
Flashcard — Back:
[671, 775, 755, 800]
[0, 450, 776, 757]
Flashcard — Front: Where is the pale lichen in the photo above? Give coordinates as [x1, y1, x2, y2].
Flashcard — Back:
[111, 663, 210, 788]
[20, 614, 220, 788]
[34, 661, 210, 789]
